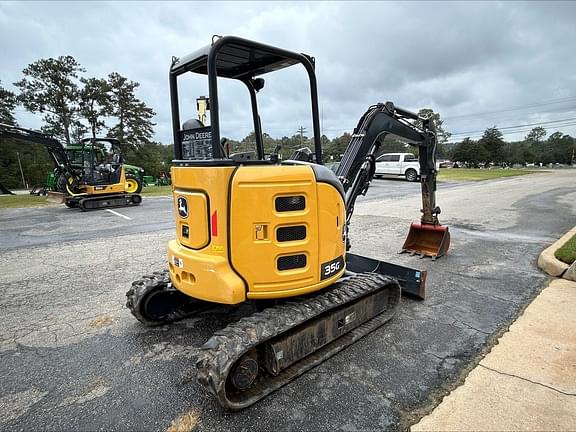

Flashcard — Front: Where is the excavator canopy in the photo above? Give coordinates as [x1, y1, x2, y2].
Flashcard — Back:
[169, 35, 322, 163]
[170, 38, 302, 79]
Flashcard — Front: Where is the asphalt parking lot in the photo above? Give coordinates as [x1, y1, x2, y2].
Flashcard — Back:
[1, 171, 575, 431]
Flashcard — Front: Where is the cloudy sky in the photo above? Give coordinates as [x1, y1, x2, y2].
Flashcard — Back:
[1, 1, 575, 144]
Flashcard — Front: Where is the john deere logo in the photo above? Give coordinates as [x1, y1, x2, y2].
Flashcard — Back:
[177, 196, 188, 218]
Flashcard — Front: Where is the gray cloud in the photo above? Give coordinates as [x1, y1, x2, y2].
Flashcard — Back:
[1, 1, 575, 143]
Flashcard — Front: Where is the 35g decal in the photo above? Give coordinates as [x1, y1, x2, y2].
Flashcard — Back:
[321, 255, 344, 280]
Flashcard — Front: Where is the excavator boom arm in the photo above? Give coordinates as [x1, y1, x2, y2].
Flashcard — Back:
[335, 102, 440, 225]
[0, 123, 74, 174]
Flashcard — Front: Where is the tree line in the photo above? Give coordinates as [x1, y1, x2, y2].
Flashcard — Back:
[223, 108, 453, 162]
[450, 126, 575, 167]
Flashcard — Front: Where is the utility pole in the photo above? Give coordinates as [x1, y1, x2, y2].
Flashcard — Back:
[16, 151, 27, 189]
[297, 126, 307, 147]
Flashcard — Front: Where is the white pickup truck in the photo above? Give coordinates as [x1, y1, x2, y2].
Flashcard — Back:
[375, 152, 421, 181]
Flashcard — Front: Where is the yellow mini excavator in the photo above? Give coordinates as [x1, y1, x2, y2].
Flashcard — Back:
[126, 36, 450, 410]
[0, 124, 142, 210]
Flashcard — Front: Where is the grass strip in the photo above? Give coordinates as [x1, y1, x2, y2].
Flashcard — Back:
[438, 168, 539, 182]
[0, 195, 49, 208]
[141, 185, 172, 196]
[555, 233, 576, 265]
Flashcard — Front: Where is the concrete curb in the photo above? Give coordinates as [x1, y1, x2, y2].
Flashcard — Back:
[537, 226, 576, 278]
[411, 278, 576, 431]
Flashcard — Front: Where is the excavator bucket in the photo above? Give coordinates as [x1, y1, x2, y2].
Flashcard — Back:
[46, 191, 65, 204]
[402, 222, 450, 259]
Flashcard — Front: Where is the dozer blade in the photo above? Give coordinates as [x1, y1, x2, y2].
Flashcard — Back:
[46, 191, 65, 204]
[402, 222, 450, 259]
[346, 252, 426, 299]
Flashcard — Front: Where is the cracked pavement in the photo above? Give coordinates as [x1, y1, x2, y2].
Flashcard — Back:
[0, 169, 575, 431]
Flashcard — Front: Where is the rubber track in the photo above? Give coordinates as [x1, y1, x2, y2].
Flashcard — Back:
[196, 272, 401, 411]
[79, 193, 141, 211]
[126, 270, 200, 326]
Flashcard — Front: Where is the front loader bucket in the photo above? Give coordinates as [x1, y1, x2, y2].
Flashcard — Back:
[46, 191, 65, 204]
[402, 222, 450, 259]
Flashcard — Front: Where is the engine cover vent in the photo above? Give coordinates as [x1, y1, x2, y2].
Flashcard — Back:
[275, 196, 305, 212]
[277, 226, 307, 242]
[277, 254, 307, 271]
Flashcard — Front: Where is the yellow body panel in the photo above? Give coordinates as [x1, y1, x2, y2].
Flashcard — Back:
[174, 190, 210, 249]
[80, 168, 129, 195]
[168, 166, 246, 303]
[230, 166, 318, 293]
[168, 164, 346, 304]
[317, 183, 346, 268]
[168, 239, 246, 304]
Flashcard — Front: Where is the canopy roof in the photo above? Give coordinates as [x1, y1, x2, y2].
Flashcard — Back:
[170, 36, 310, 79]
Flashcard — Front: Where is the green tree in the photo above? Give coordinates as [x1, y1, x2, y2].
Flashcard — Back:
[417, 108, 451, 158]
[525, 126, 547, 145]
[239, 131, 257, 153]
[330, 132, 352, 159]
[320, 134, 340, 162]
[0, 139, 54, 189]
[0, 80, 18, 125]
[122, 141, 172, 177]
[376, 138, 414, 156]
[108, 72, 155, 148]
[479, 126, 505, 163]
[70, 123, 89, 144]
[417, 109, 451, 143]
[546, 132, 574, 165]
[507, 141, 535, 165]
[79, 77, 112, 139]
[451, 137, 489, 166]
[14, 56, 85, 145]
[262, 132, 277, 154]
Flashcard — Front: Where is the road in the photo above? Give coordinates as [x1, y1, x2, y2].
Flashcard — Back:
[0, 170, 574, 431]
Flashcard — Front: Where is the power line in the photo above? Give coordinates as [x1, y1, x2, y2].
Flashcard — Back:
[444, 95, 576, 121]
[449, 116, 576, 137]
[447, 121, 576, 142]
[296, 126, 307, 146]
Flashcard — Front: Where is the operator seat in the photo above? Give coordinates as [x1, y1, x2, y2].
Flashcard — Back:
[182, 118, 204, 129]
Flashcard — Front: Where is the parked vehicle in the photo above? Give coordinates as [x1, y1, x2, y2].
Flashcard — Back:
[375, 152, 421, 181]
[0, 125, 143, 210]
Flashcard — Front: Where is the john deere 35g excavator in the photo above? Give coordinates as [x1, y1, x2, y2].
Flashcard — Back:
[0, 124, 142, 210]
[127, 36, 450, 410]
